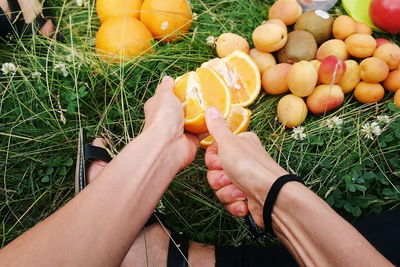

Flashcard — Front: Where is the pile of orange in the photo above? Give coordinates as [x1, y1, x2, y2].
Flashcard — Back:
[95, 0, 193, 62]
[174, 50, 261, 147]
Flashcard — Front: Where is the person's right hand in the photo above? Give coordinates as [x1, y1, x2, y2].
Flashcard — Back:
[205, 107, 288, 227]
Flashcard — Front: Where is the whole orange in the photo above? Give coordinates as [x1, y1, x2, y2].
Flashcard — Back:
[96, 16, 153, 62]
[96, 0, 143, 23]
[354, 82, 385, 104]
[140, 0, 192, 42]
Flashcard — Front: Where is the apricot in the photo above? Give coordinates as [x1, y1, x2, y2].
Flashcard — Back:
[288, 61, 318, 97]
[265, 19, 287, 31]
[277, 94, 308, 128]
[318, 56, 346, 85]
[338, 60, 360, 94]
[262, 63, 292, 95]
[373, 43, 400, 70]
[253, 23, 287, 53]
[383, 70, 400, 93]
[306, 85, 344, 115]
[354, 82, 385, 104]
[355, 22, 372, 35]
[268, 0, 302, 26]
[345, 34, 376, 58]
[395, 90, 400, 108]
[359, 57, 389, 83]
[375, 38, 390, 48]
[216, 33, 250, 58]
[317, 39, 349, 61]
[310, 59, 321, 72]
[249, 49, 276, 73]
[333, 15, 356, 40]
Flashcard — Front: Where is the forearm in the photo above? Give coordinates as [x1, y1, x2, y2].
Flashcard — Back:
[268, 182, 393, 267]
[0, 128, 179, 267]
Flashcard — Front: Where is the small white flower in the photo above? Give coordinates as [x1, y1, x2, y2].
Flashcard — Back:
[30, 71, 42, 79]
[377, 115, 390, 124]
[54, 63, 69, 77]
[66, 54, 73, 63]
[192, 12, 198, 21]
[361, 122, 382, 140]
[76, 0, 83, 7]
[1, 63, 17, 75]
[206, 36, 216, 47]
[325, 116, 343, 130]
[291, 126, 307, 141]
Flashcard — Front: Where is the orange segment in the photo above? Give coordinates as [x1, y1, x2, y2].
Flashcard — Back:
[174, 68, 231, 134]
[202, 50, 261, 107]
[200, 107, 251, 148]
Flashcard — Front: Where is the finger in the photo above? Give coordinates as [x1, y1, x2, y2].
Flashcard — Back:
[238, 132, 263, 146]
[225, 201, 249, 217]
[205, 143, 222, 170]
[205, 107, 233, 144]
[207, 170, 232, 190]
[87, 138, 109, 184]
[215, 184, 246, 204]
[155, 76, 175, 95]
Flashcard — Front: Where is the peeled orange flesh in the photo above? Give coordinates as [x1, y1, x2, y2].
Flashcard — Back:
[202, 51, 261, 107]
[174, 68, 231, 134]
[96, 0, 143, 23]
[96, 16, 153, 62]
[200, 107, 251, 148]
[140, 0, 192, 42]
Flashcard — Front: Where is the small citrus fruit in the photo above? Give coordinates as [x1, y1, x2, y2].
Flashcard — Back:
[354, 82, 385, 104]
[174, 68, 231, 134]
[96, 0, 143, 23]
[96, 16, 153, 62]
[200, 107, 251, 148]
[140, 0, 192, 42]
[202, 51, 261, 107]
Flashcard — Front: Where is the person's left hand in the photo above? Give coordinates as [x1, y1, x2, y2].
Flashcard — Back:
[143, 76, 199, 170]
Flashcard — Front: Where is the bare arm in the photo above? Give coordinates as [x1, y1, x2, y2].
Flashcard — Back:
[205, 107, 393, 267]
[0, 77, 198, 267]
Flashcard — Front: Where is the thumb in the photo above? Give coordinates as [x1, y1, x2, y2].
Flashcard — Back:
[205, 107, 233, 143]
[155, 76, 175, 94]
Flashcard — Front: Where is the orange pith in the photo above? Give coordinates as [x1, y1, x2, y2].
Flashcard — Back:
[174, 68, 231, 134]
[202, 50, 261, 107]
[200, 107, 251, 147]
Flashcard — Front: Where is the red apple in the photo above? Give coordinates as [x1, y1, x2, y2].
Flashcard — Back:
[318, 55, 347, 85]
[370, 0, 400, 34]
[375, 38, 390, 48]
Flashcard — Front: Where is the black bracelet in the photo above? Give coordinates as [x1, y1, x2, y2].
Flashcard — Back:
[263, 174, 304, 236]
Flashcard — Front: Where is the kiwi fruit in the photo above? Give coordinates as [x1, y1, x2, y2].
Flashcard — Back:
[278, 30, 317, 64]
[295, 10, 334, 45]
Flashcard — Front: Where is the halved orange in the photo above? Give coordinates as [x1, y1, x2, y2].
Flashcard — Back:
[200, 106, 251, 148]
[174, 68, 231, 134]
[202, 50, 261, 107]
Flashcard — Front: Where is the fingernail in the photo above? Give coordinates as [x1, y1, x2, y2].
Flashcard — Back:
[231, 189, 246, 199]
[219, 174, 230, 185]
[235, 205, 246, 215]
[162, 76, 173, 83]
[206, 108, 222, 119]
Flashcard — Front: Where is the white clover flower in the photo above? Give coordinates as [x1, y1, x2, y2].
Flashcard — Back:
[192, 12, 198, 21]
[30, 71, 42, 79]
[206, 36, 216, 47]
[325, 116, 343, 130]
[76, 0, 83, 7]
[54, 63, 69, 77]
[361, 122, 382, 140]
[377, 115, 390, 124]
[1, 63, 17, 75]
[291, 126, 307, 141]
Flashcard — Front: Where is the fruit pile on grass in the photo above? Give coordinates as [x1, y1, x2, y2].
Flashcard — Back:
[0, 0, 399, 247]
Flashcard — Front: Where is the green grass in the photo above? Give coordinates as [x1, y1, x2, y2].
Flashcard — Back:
[1, 0, 400, 248]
